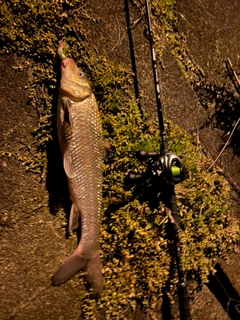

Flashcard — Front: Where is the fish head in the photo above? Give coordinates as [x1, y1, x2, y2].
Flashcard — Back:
[60, 58, 92, 102]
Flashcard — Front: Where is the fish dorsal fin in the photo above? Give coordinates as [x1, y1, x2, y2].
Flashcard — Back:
[69, 203, 80, 233]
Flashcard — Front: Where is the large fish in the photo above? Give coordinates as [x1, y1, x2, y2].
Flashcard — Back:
[52, 44, 103, 296]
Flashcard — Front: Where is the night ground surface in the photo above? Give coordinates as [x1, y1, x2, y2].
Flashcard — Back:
[0, 0, 240, 319]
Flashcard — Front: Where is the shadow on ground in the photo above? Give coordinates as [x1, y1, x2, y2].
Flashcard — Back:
[207, 263, 240, 320]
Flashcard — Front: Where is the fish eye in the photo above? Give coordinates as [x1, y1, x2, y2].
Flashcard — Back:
[78, 71, 85, 78]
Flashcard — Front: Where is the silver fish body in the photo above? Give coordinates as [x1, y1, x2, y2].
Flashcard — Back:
[52, 57, 103, 295]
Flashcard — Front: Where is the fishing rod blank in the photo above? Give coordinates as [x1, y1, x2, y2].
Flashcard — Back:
[145, 0, 168, 155]
[138, 1, 192, 319]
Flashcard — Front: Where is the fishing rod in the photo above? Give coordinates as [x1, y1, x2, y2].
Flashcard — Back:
[129, 1, 191, 319]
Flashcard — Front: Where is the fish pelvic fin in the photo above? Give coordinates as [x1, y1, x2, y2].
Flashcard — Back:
[51, 251, 103, 297]
[68, 203, 80, 233]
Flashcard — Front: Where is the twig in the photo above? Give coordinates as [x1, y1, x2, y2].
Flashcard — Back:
[226, 58, 240, 95]
[110, 19, 123, 52]
[129, 7, 145, 30]
[175, 11, 193, 27]
[209, 117, 240, 170]
[110, 8, 145, 52]
[165, 207, 181, 230]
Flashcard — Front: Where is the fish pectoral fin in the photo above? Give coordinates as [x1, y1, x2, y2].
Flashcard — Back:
[63, 150, 75, 179]
[69, 203, 80, 233]
[62, 97, 72, 126]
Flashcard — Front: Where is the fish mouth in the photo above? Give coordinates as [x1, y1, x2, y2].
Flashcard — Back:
[61, 58, 72, 69]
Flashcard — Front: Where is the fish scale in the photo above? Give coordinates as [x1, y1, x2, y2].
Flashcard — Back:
[68, 95, 103, 254]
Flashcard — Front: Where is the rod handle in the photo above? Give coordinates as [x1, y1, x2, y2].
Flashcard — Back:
[178, 283, 192, 320]
[164, 185, 192, 320]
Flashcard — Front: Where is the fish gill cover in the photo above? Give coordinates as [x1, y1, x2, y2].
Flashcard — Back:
[1, 0, 239, 319]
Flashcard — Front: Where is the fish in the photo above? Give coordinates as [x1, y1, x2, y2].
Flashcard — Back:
[51, 46, 103, 296]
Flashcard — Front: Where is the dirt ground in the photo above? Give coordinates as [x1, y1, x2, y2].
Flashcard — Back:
[0, 0, 240, 319]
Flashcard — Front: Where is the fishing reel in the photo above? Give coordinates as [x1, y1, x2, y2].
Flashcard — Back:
[128, 150, 186, 184]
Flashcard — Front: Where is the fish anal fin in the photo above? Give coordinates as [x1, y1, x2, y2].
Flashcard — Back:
[69, 203, 80, 233]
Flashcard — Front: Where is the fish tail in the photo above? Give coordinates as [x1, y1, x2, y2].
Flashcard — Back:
[85, 253, 103, 297]
[51, 250, 103, 296]
[51, 250, 87, 286]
